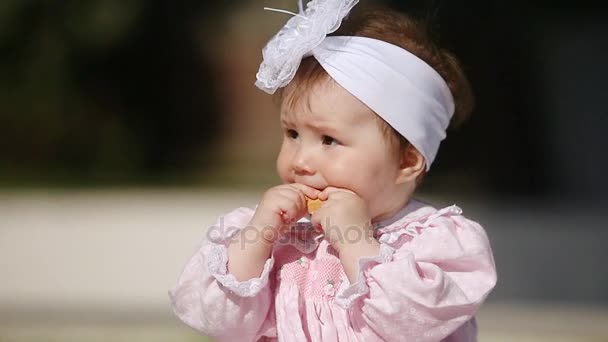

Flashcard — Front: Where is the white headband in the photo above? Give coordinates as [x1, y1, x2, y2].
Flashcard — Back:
[308, 36, 454, 170]
[255, 0, 454, 170]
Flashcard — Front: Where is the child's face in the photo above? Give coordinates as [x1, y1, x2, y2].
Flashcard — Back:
[276, 80, 408, 221]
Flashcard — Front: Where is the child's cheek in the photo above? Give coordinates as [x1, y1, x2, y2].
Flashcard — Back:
[276, 143, 293, 182]
[324, 162, 362, 195]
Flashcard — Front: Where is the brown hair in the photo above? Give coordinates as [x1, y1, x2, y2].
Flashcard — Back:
[276, 7, 474, 163]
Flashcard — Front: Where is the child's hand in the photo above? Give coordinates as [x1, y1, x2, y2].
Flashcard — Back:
[311, 187, 373, 253]
[249, 183, 320, 244]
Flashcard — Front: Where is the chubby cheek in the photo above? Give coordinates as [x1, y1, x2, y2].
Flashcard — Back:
[276, 143, 292, 183]
[323, 160, 381, 199]
[324, 155, 398, 213]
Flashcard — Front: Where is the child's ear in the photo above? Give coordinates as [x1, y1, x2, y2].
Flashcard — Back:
[395, 145, 426, 184]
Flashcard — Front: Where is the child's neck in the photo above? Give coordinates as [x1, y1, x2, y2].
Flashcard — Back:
[372, 198, 416, 229]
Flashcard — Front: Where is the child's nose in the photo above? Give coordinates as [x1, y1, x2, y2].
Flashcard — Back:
[292, 147, 315, 175]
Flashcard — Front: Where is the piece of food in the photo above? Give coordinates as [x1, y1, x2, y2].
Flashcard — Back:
[306, 198, 324, 214]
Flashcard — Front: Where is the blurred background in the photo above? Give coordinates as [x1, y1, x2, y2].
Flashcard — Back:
[1, 0, 607, 341]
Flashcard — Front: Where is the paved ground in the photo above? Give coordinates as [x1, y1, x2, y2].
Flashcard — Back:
[1, 189, 607, 341]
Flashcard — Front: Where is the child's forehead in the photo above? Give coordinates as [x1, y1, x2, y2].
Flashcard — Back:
[279, 78, 330, 116]
[280, 80, 375, 125]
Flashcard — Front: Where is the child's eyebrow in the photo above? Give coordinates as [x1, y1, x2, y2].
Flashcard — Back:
[280, 118, 294, 127]
[307, 121, 339, 135]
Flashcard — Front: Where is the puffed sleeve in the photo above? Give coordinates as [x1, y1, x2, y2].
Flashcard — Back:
[168, 207, 276, 341]
[335, 206, 497, 341]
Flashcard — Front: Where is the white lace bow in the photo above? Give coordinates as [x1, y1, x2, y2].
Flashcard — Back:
[255, 0, 359, 94]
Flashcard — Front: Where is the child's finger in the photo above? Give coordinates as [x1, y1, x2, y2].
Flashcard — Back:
[319, 186, 355, 200]
[274, 193, 305, 221]
[309, 207, 327, 229]
[289, 183, 321, 199]
[283, 187, 309, 214]
[317, 186, 335, 200]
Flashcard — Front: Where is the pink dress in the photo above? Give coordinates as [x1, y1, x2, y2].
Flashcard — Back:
[169, 199, 497, 341]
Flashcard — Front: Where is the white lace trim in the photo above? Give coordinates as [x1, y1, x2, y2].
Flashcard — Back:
[204, 242, 274, 298]
[335, 205, 464, 308]
[335, 243, 394, 309]
[378, 205, 462, 245]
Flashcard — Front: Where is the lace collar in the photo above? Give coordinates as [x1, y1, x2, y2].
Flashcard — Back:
[372, 199, 431, 230]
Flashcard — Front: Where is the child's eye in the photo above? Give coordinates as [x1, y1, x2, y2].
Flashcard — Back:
[322, 135, 339, 146]
[286, 129, 299, 139]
